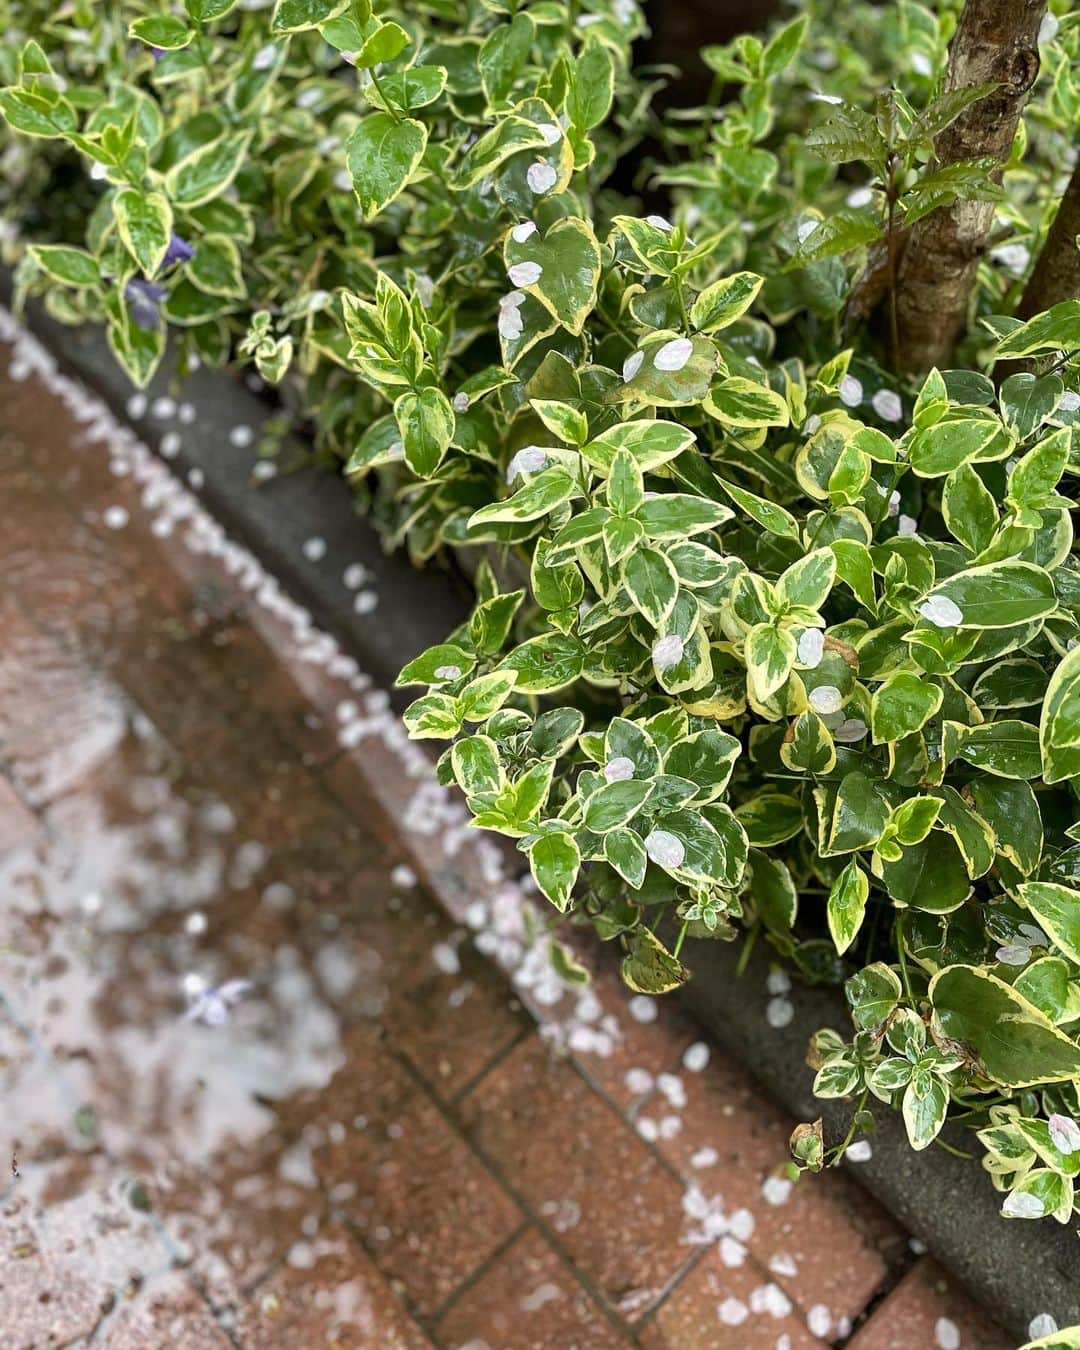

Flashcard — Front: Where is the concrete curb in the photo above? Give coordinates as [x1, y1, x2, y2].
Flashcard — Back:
[11, 285, 1077, 1340]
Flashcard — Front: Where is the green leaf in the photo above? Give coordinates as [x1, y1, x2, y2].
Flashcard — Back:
[1000, 373, 1064, 441]
[458, 670, 518, 721]
[777, 548, 835, 610]
[827, 859, 869, 955]
[902, 1076, 949, 1151]
[620, 926, 688, 994]
[567, 34, 614, 131]
[750, 851, 798, 933]
[583, 779, 655, 832]
[846, 962, 901, 1033]
[746, 624, 796, 702]
[928, 562, 1057, 629]
[189, 234, 244, 298]
[705, 376, 789, 429]
[805, 104, 886, 165]
[930, 966, 1080, 1087]
[166, 131, 252, 207]
[780, 711, 836, 775]
[762, 14, 807, 75]
[396, 642, 476, 687]
[503, 216, 601, 336]
[788, 209, 883, 265]
[941, 462, 997, 554]
[604, 828, 648, 890]
[0, 87, 77, 139]
[970, 778, 1043, 875]
[995, 301, 1080, 359]
[910, 82, 998, 142]
[498, 632, 583, 694]
[394, 387, 455, 478]
[272, 0, 349, 33]
[900, 158, 1003, 228]
[402, 692, 461, 739]
[955, 720, 1043, 780]
[636, 495, 732, 539]
[471, 465, 578, 526]
[616, 334, 718, 408]
[690, 272, 763, 332]
[354, 20, 410, 69]
[827, 771, 889, 855]
[907, 417, 1005, 476]
[113, 189, 172, 277]
[346, 113, 427, 219]
[664, 730, 741, 803]
[871, 671, 943, 744]
[27, 244, 100, 287]
[530, 399, 587, 447]
[624, 546, 679, 626]
[367, 65, 447, 112]
[1040, 644, 1080, 786]
[529, 831, 580, 911]
[451, 735, 504, 797]
[129, 15, 195, 48]
[582, 420, 695, 474]
[878, 833, 970, 913]
[1018, 883, 1080, 968]
[185, 0, 239, 19]
[479, 14, 534, 105]
[717, 479, 800, 540]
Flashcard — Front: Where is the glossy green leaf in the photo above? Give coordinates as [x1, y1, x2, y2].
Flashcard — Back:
[347, 113, 427, 218]
[930, 966, 1080, 1087]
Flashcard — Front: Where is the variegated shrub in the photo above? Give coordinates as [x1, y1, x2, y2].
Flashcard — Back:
[3, 0, 1080, 1230]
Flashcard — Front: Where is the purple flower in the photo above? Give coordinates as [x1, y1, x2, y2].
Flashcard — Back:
[162, 233, 194, 268]
[151, 47, 165, 62]
[125, 277, 168, 330]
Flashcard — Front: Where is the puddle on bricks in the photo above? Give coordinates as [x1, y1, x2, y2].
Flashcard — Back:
[0, 342, 513, 1331]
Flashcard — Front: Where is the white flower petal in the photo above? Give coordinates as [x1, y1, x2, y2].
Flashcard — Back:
[872, 388, 903, 422]
[526, 161, 558, 194]
[839, 374, 864, 407]
[918, 594, 964, 629]
[1049, 1113, 1080, 1155]
[653, 337, 693, 372]
[808, 684, 843, 715]
[511, 220, 538, 243]
[507, 260, 543, 286]
[603, 755, 635, 783]
[506, 446, 548, 482]
[1002, 1190, 1046, 1219]
[644, 829, 685, 869]
[622, 350, 644, 382]
[797, 628, 824, 668]
[652, 633, 685, 670]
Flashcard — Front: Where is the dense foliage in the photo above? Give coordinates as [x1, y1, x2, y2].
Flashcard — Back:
[3, 0, 1080, 1240]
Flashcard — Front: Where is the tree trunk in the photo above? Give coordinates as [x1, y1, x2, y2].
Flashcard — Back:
[892, 0, 1046, 373]
[1017, 159, 1080, 319]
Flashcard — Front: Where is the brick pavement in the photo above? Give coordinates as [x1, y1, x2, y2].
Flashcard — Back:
[0, 320, 1014, 1348]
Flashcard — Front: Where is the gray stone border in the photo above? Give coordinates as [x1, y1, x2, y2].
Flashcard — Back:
[9, 280, 1077, 1340]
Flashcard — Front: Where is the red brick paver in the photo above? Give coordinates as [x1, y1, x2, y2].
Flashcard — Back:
[0, 316, 1014, 1348]
[435, 1227, 629, 1349]
[847, 1258, 1013, 1350]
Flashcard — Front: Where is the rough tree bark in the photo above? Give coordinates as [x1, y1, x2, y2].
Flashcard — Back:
[1017, 159, 1080, 319]
[892, 0, 1046, 373]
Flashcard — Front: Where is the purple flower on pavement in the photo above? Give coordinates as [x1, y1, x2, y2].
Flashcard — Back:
[125, 278, 168, 330]
[161, 233, 194, 268]
[183, 978, 254, 1027]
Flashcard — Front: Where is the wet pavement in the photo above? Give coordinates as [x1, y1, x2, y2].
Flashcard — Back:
[0, 316, 1015, 1349]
